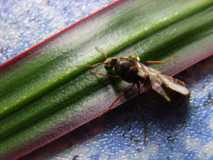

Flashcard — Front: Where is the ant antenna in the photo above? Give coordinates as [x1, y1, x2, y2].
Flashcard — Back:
[88, 47, 108, 69]
[95, 46, 108, 60]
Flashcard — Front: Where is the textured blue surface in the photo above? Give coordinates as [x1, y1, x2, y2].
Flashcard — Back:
[0, 0, 113, 63]
[0, 1, 213, 160]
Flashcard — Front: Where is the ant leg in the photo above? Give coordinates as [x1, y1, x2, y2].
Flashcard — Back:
[119, 57, 131, 60]
[108, 84, 136, 110]
[144, 60, 163, 65]
[142, 115, 148, 145]
[85, 47, 108, 75]
[136, 82, 145, 95]
[95, 46, 108, 60]
[136, 82, 141, 95]
[89, 69, 120, 79]
[173, 77, 186, 86]
[107, 94, 124, 111]
[135, 103, 148, 145]
[87, 47, 108, 77]
[90, 70, 108, 78]
[88, 62, 103, 69]
[149, 75, 171, 101]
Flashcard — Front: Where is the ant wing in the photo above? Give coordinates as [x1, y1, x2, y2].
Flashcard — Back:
[148, 70, 171, 101]
[139, 65, 190, 101]
[157, 73, 190, 96]
[137, 65, 171, 101]
[145, 66, 190, 96]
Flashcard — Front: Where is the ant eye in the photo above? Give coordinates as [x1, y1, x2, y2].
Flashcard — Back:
[129, 55, 140, 61]
[104, 58, 117, 74]
[111, 59, 117, 65]
[136, 56, 140, 61]
[104, 61, 112, 69]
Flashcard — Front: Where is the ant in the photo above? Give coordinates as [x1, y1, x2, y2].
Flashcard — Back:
[92, 47, 190, 144]
[94, 47, 190, 103]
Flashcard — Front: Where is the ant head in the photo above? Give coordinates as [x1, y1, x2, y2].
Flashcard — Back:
[104, 58, 117, 74]
[128, 55, 140, 62]
[104, 58, 117, 68]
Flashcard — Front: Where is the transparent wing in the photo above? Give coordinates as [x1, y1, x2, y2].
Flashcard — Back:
[137, 64, 190, 101]
[147, 66, 190, 96]
[137, 65, 171, 101]
[148, 70, 171, 101]
[157, 73, 190, 96]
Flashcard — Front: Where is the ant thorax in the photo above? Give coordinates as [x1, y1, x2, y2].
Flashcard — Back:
[112, 58, 142, 83]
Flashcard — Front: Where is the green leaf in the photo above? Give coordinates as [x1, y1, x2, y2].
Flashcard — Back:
[0, 0, 213, 159]
[0, 0, 212, 119]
